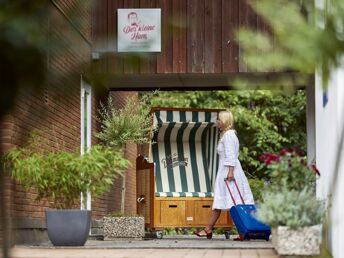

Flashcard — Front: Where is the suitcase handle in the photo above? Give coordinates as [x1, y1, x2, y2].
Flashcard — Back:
[224, 178, 245, 205]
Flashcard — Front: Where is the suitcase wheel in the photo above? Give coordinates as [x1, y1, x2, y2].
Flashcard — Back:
[155, 231, 163, 239]
[224, 231, 230, 239]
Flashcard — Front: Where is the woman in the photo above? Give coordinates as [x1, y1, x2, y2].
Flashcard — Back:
[194, 110, 254, 239]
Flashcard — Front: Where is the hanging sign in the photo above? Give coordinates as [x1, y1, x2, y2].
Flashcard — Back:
[117, 9, 161, 52]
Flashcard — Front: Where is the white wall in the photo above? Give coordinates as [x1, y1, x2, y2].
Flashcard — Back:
[316, 66, 344, 258]
[307, 84, 316, 165]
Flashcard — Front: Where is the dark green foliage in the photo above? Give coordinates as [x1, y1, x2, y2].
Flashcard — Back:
[235, 0, 333, 232]
[238, 0, 344, 88]
[260, 148, 318, 192]
[150, 90, 306, 177]
[0, 2, 50, 255]
[0, 0, 48, 117]
[248, 179, 265, 204]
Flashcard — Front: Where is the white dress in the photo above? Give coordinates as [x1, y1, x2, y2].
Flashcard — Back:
[212, 129, 254, 210]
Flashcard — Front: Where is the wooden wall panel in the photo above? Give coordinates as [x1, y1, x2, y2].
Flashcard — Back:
[247, 0, 258, 72]
[123, 0, 140, 74]
[140, 0, 157, 74]
[222, 0, 239, 72]
[108, 0, 124, 74]
[157, 0, 173, 73]
[92, 0, 269, 75]
[205, 0, 222, 73]
[187, 0, 205, 73]
[172, 0, 187, 73]
[92, 0, 108, 72]
[256, 1, 274, 72]
[93, 0, 107, 49]
[238, 0, 248, 72]
[238, 0, 258, 72]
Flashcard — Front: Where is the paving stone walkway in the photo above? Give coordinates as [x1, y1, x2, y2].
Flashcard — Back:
[6, 235, 279, 258]
[32, 235, 273, 249]
[8, 248, 279, 258]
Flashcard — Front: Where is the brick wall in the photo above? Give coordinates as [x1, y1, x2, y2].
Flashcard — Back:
[0, 1, 140, 244]
[6, 0, 93, 219]
[0, 1, 93, 244]
[123, 141, 138, 214]
[92, 91, 138, 218]
[109, 91, 138, 215]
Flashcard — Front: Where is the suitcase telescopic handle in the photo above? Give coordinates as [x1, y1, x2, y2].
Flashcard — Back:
[224, 178, 245, 205]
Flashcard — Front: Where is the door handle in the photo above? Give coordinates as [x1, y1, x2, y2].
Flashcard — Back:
[137, 195, 145, 203]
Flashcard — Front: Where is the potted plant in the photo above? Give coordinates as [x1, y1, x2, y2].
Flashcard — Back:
[256, 187, 325, 256]
[257, 147, 324, 255]
[103, 212, 145, 240]
[95, 94, 155, 240]
[96, 93, 156, 212]
[4, 132, 129, 246]
[97, 93, 155, 150]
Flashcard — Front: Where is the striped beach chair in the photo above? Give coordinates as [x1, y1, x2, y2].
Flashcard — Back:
[137, 108, 231, 230]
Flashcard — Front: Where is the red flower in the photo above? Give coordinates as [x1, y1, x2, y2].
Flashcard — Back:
[279, 148, 289, 156]
[291, 146, 305, 157]
[265, 157, 273, 165]
[260, 153, 280, 165]
[259, 154, 267, 161]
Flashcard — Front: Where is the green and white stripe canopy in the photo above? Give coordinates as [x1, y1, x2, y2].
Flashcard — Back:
[151, 109, 220, 197]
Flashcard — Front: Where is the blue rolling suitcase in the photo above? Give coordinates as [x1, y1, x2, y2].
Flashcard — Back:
[225, 179, 271, 241]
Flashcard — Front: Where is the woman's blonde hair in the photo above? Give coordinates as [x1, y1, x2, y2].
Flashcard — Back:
[218, 110, 234, 134]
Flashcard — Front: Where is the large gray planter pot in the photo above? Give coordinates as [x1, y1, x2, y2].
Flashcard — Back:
[272, 224, 322, 256]
[46, 209, 91, 246]
[103, 216, 144, 240]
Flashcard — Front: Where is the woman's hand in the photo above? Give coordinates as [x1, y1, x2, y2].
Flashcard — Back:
[226, 167, 235, 181]
[226, 173, 234, 181]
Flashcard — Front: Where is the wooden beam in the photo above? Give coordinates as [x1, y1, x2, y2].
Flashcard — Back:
[91, 72, 312, 91]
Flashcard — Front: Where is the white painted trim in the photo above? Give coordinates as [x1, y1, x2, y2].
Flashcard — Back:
[306, 83, 316, 165]
[80, 76, 92, 211]
[80, 78, 92, 155]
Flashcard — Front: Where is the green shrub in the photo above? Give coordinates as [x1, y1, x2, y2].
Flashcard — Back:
[5, 141, 128, 209]
[256, 187, 325, 229]
[149, 90, 306, 178]
[97, 92, 156, 149]
[259, 148, 318, 192]
[212, 227, 225, 235]
[248, 178, 265, 203]
[230, 225, 238, 235]
[163, 227, 177, 235]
